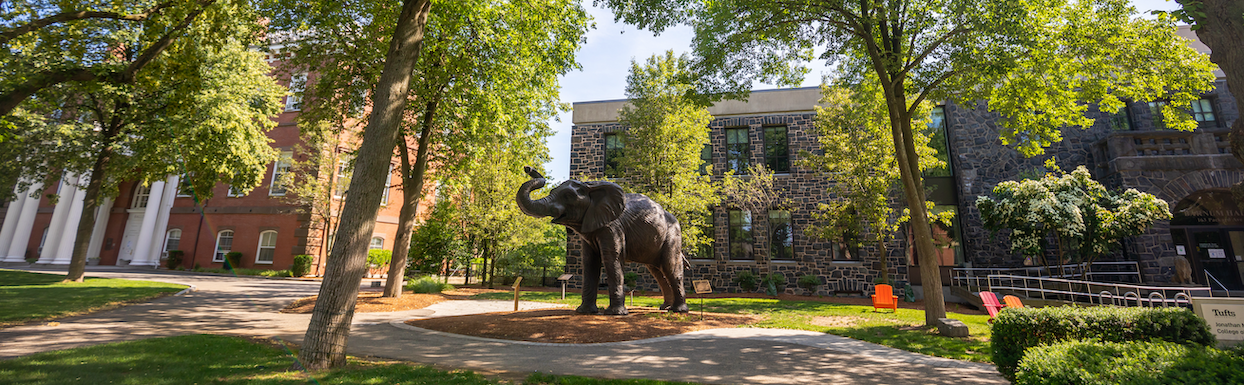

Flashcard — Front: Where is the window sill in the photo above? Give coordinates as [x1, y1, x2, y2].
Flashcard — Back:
[725, 260, 756, 264]
[830, 260, 864, 266]
[770, 259, 798, 264]
[269, 192, 286, 197]
[689, 258, 715, 264]
[254, 261, 274, 265]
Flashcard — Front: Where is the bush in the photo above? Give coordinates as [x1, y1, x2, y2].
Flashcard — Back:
[992, 306, 1215, 380]
[1015, 339, 1244, 385]
[797, 274, 820, 294]
[166, 250, 184, 269]
[761, 273, 787, 296]
[406, 276, 454, 294]
[734, 270, 757, 292]
[291, 254, 313, 277]
[367, 249, 392, 266]
[224, 252, 243, 270]
[623, 271, 639, 289]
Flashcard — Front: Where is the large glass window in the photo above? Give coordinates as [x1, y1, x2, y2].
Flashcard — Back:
[370, 236, 384, 250]
[163, 229, 181, 257]
[131, 184, 151, 209]
[1108, 105, 1133, 131]
[924, 107, 952, 177]
[908, 206, 964, 267]
[1148, 101, 1170, 130]
[269, 151, 293, 196]
[256, 231, 277, 264]
[726, 127, 750, 174]
[334, 155, 352, 198]
[604, 133, 622, 177]
[769, 210, 793, 260]
[1191, 98, 1216, 123]
[380, 164, 393, 206]
[763, 126, 789, 173]
[285, 73, 306, 112]
[728, 209, 753, 260]
[691, 209, 715, 259]
[698, 143, 712, 175]
[213, 230, 234, 262]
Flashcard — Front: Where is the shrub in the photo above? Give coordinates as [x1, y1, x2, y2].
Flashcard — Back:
[224, 252, 243, 270]
[291, 254, 313, 277]
[367, 249, 392, 266]
[797, 274, 820, 294]
[406, 276, 454, 294]
[992, 306, 1215, 380]
[623, 271, 639, 289]
[1015, 339, 1244, 385]
[761, 273, 787, 296]
[166, 250, 184, 269]
[734, 270, 757, 292]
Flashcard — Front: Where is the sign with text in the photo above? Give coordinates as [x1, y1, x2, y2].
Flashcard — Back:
[1193, 298, 1244, 347]
[693, 280, 712, 294]
[557, 274, 573, 281]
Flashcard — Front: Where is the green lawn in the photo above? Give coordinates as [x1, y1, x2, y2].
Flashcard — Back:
[0, 334, 693, 385]
[479, 291, 993, 362]
[0, 269, 186, 326]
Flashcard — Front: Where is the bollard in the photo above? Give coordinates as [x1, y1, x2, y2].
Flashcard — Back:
[512, 277, 523, 311]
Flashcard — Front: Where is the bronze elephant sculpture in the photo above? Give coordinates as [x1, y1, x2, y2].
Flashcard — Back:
[516, 166, 688, 314]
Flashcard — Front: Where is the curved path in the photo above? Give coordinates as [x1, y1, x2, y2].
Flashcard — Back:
[0, 267, 1006, 384]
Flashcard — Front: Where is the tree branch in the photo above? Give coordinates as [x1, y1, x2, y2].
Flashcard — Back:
[899, 26, 972, 76]
[907, 68, 960, 115]
[0, 1, 176, 46]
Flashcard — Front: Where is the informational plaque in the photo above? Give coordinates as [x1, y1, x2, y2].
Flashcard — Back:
[1209, 249, 1227, 259]
[693, 280, 712, 294]
[1176, 245, 1186, 255]
[1192, 298, 1244, 347]
[557, 274, 573, 281]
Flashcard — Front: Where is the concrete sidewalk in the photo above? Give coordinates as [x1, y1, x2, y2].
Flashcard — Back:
[0, 267, 1006, 384]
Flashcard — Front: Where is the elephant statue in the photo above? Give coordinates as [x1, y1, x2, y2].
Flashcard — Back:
[516, 166, 688, 315]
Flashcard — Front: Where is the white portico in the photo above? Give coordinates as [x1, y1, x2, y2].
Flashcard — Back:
[0, 175, 179, 267]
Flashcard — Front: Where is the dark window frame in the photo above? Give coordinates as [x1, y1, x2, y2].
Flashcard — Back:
[727, 209, 753, 260]
[603, 132, 622, 177]
[725, 127, 750, 174]
[763, 125, 790, 173]
[768, 210, 793, 260]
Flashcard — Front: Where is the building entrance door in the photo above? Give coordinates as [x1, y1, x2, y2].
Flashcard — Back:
[1187, 230, 1244, 290]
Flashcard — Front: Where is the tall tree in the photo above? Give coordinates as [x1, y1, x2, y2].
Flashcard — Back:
[602, 0, 1216, 325]
[801, 84, 945, 284]
[0, 0, 238, 120]
[614, 51, 719, 256]
[3, 19, 284, 282]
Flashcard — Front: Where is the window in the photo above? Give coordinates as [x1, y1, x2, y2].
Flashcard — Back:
[269, 151, 293, 196]
[131, 184, 151, 209]
[728, 209, 753, 260]
[370, 236, 384, 250]
[285, 73, 306, 112]
[691, 210, 715, 259]
[908, 206, 964, 267]
[698, 143, 712, 175]
[924, 107, 952, 177]
[603, 133, 622, 177]
[763, 126, 789, 173]
[380, 164, 393, 206]
[256, 231, 277, 264]
[1148, 101, 1170, 130]
[38, 227, 48, 254]
[1108, 106, 1133, 131]
[227, 185, 245, 197]
[1191, 98, 1216, 122]
[725, 128, 750, 174]
[176, 175, 194, 198]
[213, 230, 234, 262]
[163, 229, 181, 257]
[769, 210, 793, 260]
[334, 156, 352, 198]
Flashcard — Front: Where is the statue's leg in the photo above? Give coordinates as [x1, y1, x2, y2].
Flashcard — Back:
[602, 253, 628, 315]
[663, 251, 688, 313]
[646, 264, 673, 310]
[578, 247, 601, 314]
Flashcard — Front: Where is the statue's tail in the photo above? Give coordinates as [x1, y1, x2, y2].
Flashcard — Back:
[680, 252, 692, 271]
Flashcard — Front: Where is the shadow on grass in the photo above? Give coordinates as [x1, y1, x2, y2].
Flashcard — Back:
[830, 324, 992, 362]
[0, 270, 66, 286]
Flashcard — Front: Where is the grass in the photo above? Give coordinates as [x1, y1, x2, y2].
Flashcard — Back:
[476, 291, 993, 362]
[0, 269, 186, 327]
[0, 334, 692, 385]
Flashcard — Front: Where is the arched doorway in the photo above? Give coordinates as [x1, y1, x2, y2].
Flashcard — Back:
[1170, 189, 1244, 290]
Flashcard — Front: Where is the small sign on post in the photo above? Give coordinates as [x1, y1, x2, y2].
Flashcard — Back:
[512, 276, 523, 311]
[692, 280, 711, 320]
[557, 274, 573, 300]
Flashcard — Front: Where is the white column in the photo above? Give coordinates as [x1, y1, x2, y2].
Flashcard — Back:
[144, 175, 179, 267]
[37, 175, 78, 263]
[85, 197, 114, 263]
[51, 179, 88, 265]
[5, 182, 44, 262]
[0, 186, 28, 255]
[128, 180, 166, 267]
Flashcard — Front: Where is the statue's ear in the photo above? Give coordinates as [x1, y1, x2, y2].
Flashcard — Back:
[581, 181, 625, 233]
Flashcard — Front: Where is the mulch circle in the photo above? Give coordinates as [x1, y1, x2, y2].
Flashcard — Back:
[406, 307, 761, 344]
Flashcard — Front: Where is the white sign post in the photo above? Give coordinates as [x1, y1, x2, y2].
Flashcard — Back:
[1192, 297, 1244, 347]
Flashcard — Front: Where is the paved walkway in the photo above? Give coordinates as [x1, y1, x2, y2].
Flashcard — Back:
[0, 267, 1006, 384]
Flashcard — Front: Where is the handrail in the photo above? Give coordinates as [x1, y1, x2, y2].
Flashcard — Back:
[1205, 270, 1228, 295]
[985, 274, 1212, 308]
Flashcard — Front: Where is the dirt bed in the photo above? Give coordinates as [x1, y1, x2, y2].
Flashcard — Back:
[281, 288, 512, 314]
[406, 307, 761, 343]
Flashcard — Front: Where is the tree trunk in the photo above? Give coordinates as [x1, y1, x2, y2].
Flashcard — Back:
[383, 97, 438, 297]
[65, 124, 120, 282]
[297, 0, 431, 370]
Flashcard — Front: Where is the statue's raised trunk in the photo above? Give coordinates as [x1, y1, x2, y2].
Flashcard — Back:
[516, 177, 554, 218]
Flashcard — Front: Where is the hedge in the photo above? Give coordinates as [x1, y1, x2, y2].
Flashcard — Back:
[992, 306, 1215, 379]
[1015, 339, 1244, 385]
[291, 254, 313, 277]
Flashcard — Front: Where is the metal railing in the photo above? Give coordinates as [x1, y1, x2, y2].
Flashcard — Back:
[984, 274, 1211, 308]
[951, 262, 1142, 293]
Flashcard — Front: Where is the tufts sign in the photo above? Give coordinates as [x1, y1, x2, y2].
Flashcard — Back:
[1192, 298, 1244, 347]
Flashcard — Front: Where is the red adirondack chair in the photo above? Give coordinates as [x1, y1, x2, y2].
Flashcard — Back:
[979, 291, 1003, 322]
[872, 284, 899, 313]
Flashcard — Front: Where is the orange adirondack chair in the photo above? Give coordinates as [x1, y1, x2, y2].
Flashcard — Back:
[872, 284, 898, 313]
[1003, 295, 1025, 309]
[979, 291, 1003, 322]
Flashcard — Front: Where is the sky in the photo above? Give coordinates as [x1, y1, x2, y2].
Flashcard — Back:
[542, 0, 1185, 181]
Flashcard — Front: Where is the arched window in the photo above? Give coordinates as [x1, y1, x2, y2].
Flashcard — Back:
[131, 184, 151, 209]
[256, 231, 277, 264]
[213, 230, 234, 262]
[369, 236, 384, 250]
[163, 229, 182, 257]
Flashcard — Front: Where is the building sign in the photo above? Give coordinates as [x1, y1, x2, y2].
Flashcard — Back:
[693, 280, 712, 294]
[1209, 249, 1227, 259]
[1176, 245, 1186, 255]
[1192, 298, 1244, 347]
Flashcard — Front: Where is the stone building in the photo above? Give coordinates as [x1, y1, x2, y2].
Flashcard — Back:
[566, 29, 1243, 294]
